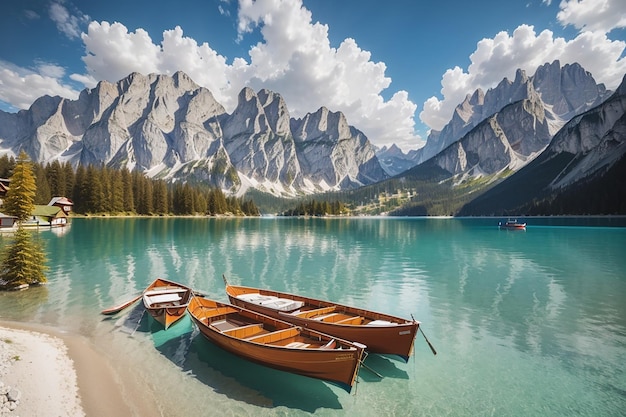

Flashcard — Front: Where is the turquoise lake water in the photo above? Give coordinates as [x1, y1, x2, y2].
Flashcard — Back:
[1, 217, 625, 416]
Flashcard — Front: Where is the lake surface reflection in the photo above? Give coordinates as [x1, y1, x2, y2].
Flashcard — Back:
[1, 217, 624, 416]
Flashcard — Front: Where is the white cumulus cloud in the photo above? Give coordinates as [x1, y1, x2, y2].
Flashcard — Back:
[49, 1, 90, 39]
[233, 0, 419, 149]
[75, 0, 420, 150]
[420, 23, 626, 131]
[0, 60, 79, 110]
[557, 0, 626, 33]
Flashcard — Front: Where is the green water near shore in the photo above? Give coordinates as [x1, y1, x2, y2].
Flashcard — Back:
[1, 217, 625, 416]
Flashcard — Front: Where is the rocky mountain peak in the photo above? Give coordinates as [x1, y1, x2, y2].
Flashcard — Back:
[257, 88, 291, 136]
[412, 61, 611, 166]
[291, 106, 350, 142]
[0, 71, 386, 196]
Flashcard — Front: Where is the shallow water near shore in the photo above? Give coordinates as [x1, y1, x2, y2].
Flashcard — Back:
[1, 217, 625, 416]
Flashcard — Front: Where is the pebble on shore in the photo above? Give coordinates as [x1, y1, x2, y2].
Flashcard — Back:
[0, 339, 21, 415]
[0, 326, 85, 417]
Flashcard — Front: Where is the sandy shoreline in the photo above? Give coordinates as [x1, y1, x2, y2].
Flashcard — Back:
[0, 321, 161, 417]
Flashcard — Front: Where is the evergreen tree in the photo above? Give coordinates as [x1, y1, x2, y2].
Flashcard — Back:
[153, 180, 168, 215]
[121, 168, 134, 213]
[3, 151, 37, 222]
[0, 154, 15, 179]
[109, 170, 125, 213]
[34, 164, 51, 204]
[0, 226, 48, 288]
[86, 165, 105, 213]
[46, 160, 67, 197]
[72, 165, 88, 213]
[62, 161, 75, 197]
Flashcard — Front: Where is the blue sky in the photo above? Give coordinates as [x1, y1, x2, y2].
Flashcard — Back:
[1, 0, 625, 151]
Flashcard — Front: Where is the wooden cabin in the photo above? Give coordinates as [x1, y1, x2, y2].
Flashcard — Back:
[25, 205, 68, 228]
[48, 196, 74, 214]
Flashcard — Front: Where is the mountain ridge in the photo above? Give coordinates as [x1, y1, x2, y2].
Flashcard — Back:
[0, 71, 387, 196]
[377, 61, 611, 176]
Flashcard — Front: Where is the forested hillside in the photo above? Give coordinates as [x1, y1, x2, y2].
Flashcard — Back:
[0, 155, 259, 216]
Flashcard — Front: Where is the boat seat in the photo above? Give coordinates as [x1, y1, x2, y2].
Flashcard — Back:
[292, 305, 336, 318]
[314, 313, 340, 321]
[367, 320, 397, 326]
[146, 288, 188, 294]
[335, 316, 363, 325]
[222, 323, 265, 338]
[285, 342, 310, 349]
[237, 293, 304, 312]
[146, 293, 182, 304]
[246, 328, 299, 343]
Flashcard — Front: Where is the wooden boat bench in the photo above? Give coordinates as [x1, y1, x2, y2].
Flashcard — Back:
[237, 293, 304, 312]
[145, 293, 183, 307]
[314, 313, 362, 324]
[285, 341, 311, 349]
[291, 305, 336, 319]
[335, 316, 363, 325]
[246, 328, 299, 344]
[221, 323, 265, 339]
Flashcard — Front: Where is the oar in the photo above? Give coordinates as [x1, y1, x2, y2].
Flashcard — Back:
[360, 361, 383, 379]
[101, 293, 143, 315]
[411, 314, 437, 356]
[419, 327, 437, 356]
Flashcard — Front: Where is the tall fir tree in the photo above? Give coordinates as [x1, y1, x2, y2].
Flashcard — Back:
[3, 151, 37, 222]
[0, 226, 48, 288]
[0, 151, 48, 289]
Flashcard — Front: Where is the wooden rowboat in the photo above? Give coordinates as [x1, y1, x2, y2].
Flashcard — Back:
[142, 278, 193, 329]
[223, 276, 419, 362]
[188, 296, 366, 392]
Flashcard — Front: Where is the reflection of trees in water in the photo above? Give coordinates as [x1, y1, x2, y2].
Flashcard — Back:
[0, 285, 49, 321]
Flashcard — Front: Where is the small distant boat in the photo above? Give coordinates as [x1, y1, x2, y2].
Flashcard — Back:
[188, 296, 366, 392]
[498, 219, 526, 230]
[223, 276, 420, 362]
[142, 278, 193, 329]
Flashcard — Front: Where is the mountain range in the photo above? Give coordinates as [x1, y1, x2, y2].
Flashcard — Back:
[458, 73, 626, 216]
[0, 60, 623, 214]
[0, 71, 386, 196]
[377, 61, 611, 176]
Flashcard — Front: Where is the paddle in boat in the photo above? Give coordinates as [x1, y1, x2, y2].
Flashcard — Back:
[142, 278, 194, 329]
[187, 295, 366, 392]
[498, 218, 527, 230]
[223, 275, 432, 362]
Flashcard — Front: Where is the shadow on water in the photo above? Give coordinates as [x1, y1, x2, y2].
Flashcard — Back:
[180, 335, 343, 412]
[110, 304, 343, 412]
[359, 354, 409, 382]
[103, 302, 413, 411]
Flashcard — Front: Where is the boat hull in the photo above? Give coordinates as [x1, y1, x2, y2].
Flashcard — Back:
[225, 283, 418, 362]
[188, 297, 364, 392]
[498, 220, 526, 230]
[142, 278, 193, 329]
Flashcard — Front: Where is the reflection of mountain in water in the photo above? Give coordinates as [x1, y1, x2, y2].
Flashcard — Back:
[44, 218, 625, 375]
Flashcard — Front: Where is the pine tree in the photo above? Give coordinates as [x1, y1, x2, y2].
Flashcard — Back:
[121, 168, 134, 213]
[153, 180, 168, 215]
[0, 151, 48, 289]
[0, 226, 48, 288]
[3, 151, 37, 222]
[0, 154, 15, 179]
[110, 170, 125, 213]
[34, 164, 51, 204]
